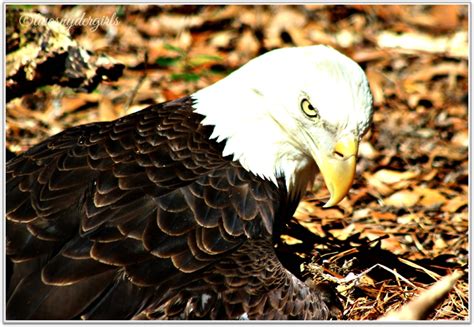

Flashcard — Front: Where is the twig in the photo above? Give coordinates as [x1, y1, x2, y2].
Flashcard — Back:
[310, 262, 417, 288]
[125, 52, 148, 112]
[398, 257, 441, 281]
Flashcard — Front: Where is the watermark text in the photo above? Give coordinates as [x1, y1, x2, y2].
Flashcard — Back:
[19, 12, 120, 32]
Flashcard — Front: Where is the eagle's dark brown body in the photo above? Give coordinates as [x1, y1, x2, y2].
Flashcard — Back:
[6, 97, 339, 320]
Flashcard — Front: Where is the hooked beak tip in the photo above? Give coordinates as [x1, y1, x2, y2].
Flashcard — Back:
[314, 135, 358, 208]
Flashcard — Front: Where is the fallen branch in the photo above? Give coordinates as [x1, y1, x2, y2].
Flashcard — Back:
[6, 9, 124, 102]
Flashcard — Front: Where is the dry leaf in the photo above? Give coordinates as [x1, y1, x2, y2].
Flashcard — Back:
[280, 234, 303, 245]
[384, 190, 420, 207]
[397, 214, 418, 224]
[376, 31, 468, 58]
[442, 196, 468, 213]
[451, 130, 468, 148]
[413, 187, 447, 207]
[372, 169, 420, 185]
[330, 223, 355, 241]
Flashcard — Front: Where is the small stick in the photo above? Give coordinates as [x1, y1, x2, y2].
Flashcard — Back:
[125, 52, 148, 112]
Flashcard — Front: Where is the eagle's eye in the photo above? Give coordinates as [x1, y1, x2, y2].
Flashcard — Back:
[300, 99, 319, 118]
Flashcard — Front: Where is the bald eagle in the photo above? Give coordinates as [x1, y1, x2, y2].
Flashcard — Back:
[6, 45, 373, 320]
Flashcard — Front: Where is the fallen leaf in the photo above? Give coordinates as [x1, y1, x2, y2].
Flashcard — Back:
[372, 169, 419, 185]
[376, 31, 468, 58]
[430, 5, 460, 32]
[451, 130, 468, 148]
[380, 237, 405, 254]
[359, 140, 378, 160]
[364, 172, 393, 196]
[397, 214, 418, 224]
[280, 234, 303, 245]
[330, 223, 355, 241]
[372, 211, 397, 221]
[384, 190, 420, 207]
[98, 96, 119, 121]
[366, 67, 386, 106]
[442, 196, 468, 213]
[413, 187, 447, 207]
[422, 169, 439, 182]
[210, 31, 236, 48]
[298, 220, 325, 238]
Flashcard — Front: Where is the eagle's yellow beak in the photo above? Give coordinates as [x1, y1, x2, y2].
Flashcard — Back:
[313, 134, 358, 208]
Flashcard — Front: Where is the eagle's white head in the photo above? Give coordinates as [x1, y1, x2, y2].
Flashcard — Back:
[192, 45, 373, 207]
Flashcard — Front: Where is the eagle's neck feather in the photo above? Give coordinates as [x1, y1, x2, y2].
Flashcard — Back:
[192, 85, 316, 200]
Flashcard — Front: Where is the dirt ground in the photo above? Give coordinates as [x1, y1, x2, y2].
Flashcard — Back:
[5, 4, 469, 320]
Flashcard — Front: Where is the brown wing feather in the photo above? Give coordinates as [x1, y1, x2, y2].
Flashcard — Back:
[6, 97, 278, 320]
[139, 239, 341, 320]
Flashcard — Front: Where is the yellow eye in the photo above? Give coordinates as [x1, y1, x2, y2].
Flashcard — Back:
[301, 99, 319, 118]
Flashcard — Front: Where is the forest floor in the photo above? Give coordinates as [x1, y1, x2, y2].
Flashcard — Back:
[5, 4, 469, 320]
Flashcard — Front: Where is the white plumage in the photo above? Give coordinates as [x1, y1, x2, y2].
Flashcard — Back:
[193, 45, 373, 203]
